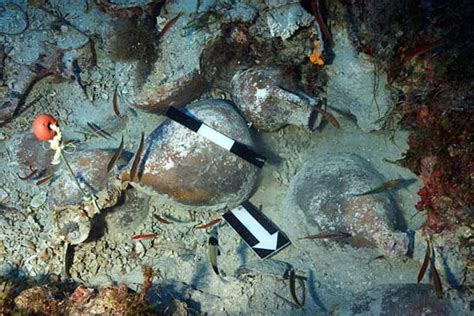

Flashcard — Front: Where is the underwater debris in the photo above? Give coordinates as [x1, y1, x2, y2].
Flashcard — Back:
[232, 66, 325, 132]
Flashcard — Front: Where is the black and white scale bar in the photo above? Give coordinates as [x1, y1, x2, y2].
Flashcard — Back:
[223, 201, 291, 259]
[165, 106, 266, 168]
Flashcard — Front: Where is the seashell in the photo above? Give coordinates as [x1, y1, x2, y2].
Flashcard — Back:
[231, 66, 324, 132]
[121, 99, 259, 208]
[287, 153, 405, 250]
[30, 191, 47, 208]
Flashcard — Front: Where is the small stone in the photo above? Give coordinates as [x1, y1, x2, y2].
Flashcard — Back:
[134, 241, 146, 258]
[30, 191, 47, 208]
[0, 188, 8, 202]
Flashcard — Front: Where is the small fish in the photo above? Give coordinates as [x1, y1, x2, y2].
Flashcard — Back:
[18, 168, 38, 180]
[112, 85, 121, 117]
[298, 231, 351, 240]
[131, 233, 159, 240]
[289, 269, 305, 308]
[417, 240, 430, 283]
[353, 179, 402, 196]
[159, 13, 182, 39]
[208, 233, 220, 275]
[194, 218, 222, 229]
[368, 255, 386, 264]
[432, 258, 443, 299]
[402, 39, 444, 62]
[106, 136, 124, 173]
[310, 0, 333, 47]
[72, 59, 88, 97]
[312, 107, 340, 128]
[153, 214, 174, 224]
[130, 132, 145, 181]
[87, 122, 113, 140]
[36, 174, 53, 186]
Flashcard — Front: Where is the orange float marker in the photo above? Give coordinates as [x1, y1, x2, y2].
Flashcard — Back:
[33, 114, 58, 141]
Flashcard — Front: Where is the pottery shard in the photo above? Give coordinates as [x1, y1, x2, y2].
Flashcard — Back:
[8, 132, 56, 175]
[288, 153, 404, 248]
[121, 99, 259, 208]
[48, 150, 124, 211]
[231, 66, 322, 132]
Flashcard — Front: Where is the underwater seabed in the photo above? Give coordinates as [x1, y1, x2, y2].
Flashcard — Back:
[0, 0, 471, 315]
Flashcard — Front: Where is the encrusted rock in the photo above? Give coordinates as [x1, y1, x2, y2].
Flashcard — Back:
[129, 9, 219, 113]
[264, 2, 314, 40]
[232, 66, 324, 132]
[121, 99, 259, 208]
[287, 153, 404, 250]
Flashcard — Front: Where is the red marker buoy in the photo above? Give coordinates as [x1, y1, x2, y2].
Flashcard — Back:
[33, 114, 58, 141]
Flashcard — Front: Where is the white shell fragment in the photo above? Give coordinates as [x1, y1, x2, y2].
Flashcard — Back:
[30, 191, 47, 208]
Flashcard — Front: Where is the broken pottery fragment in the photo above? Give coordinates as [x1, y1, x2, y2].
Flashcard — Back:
[231, 66, 324, 132]
[121, 99, 258, 208]
[287, 153, 405, 251]
[49, 150, 127, 244]
[349, 284, 454, 315]
[8, 132, 56, 175]
[104, 188, 150, 240]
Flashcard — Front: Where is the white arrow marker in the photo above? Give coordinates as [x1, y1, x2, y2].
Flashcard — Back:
[231, 205, 279, 250]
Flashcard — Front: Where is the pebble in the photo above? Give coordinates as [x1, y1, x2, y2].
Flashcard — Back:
[30, 191, 47, 208]
[0, 188, 8, 202]
[134, 241, 146, 258]
[0, 132, 6, 140]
